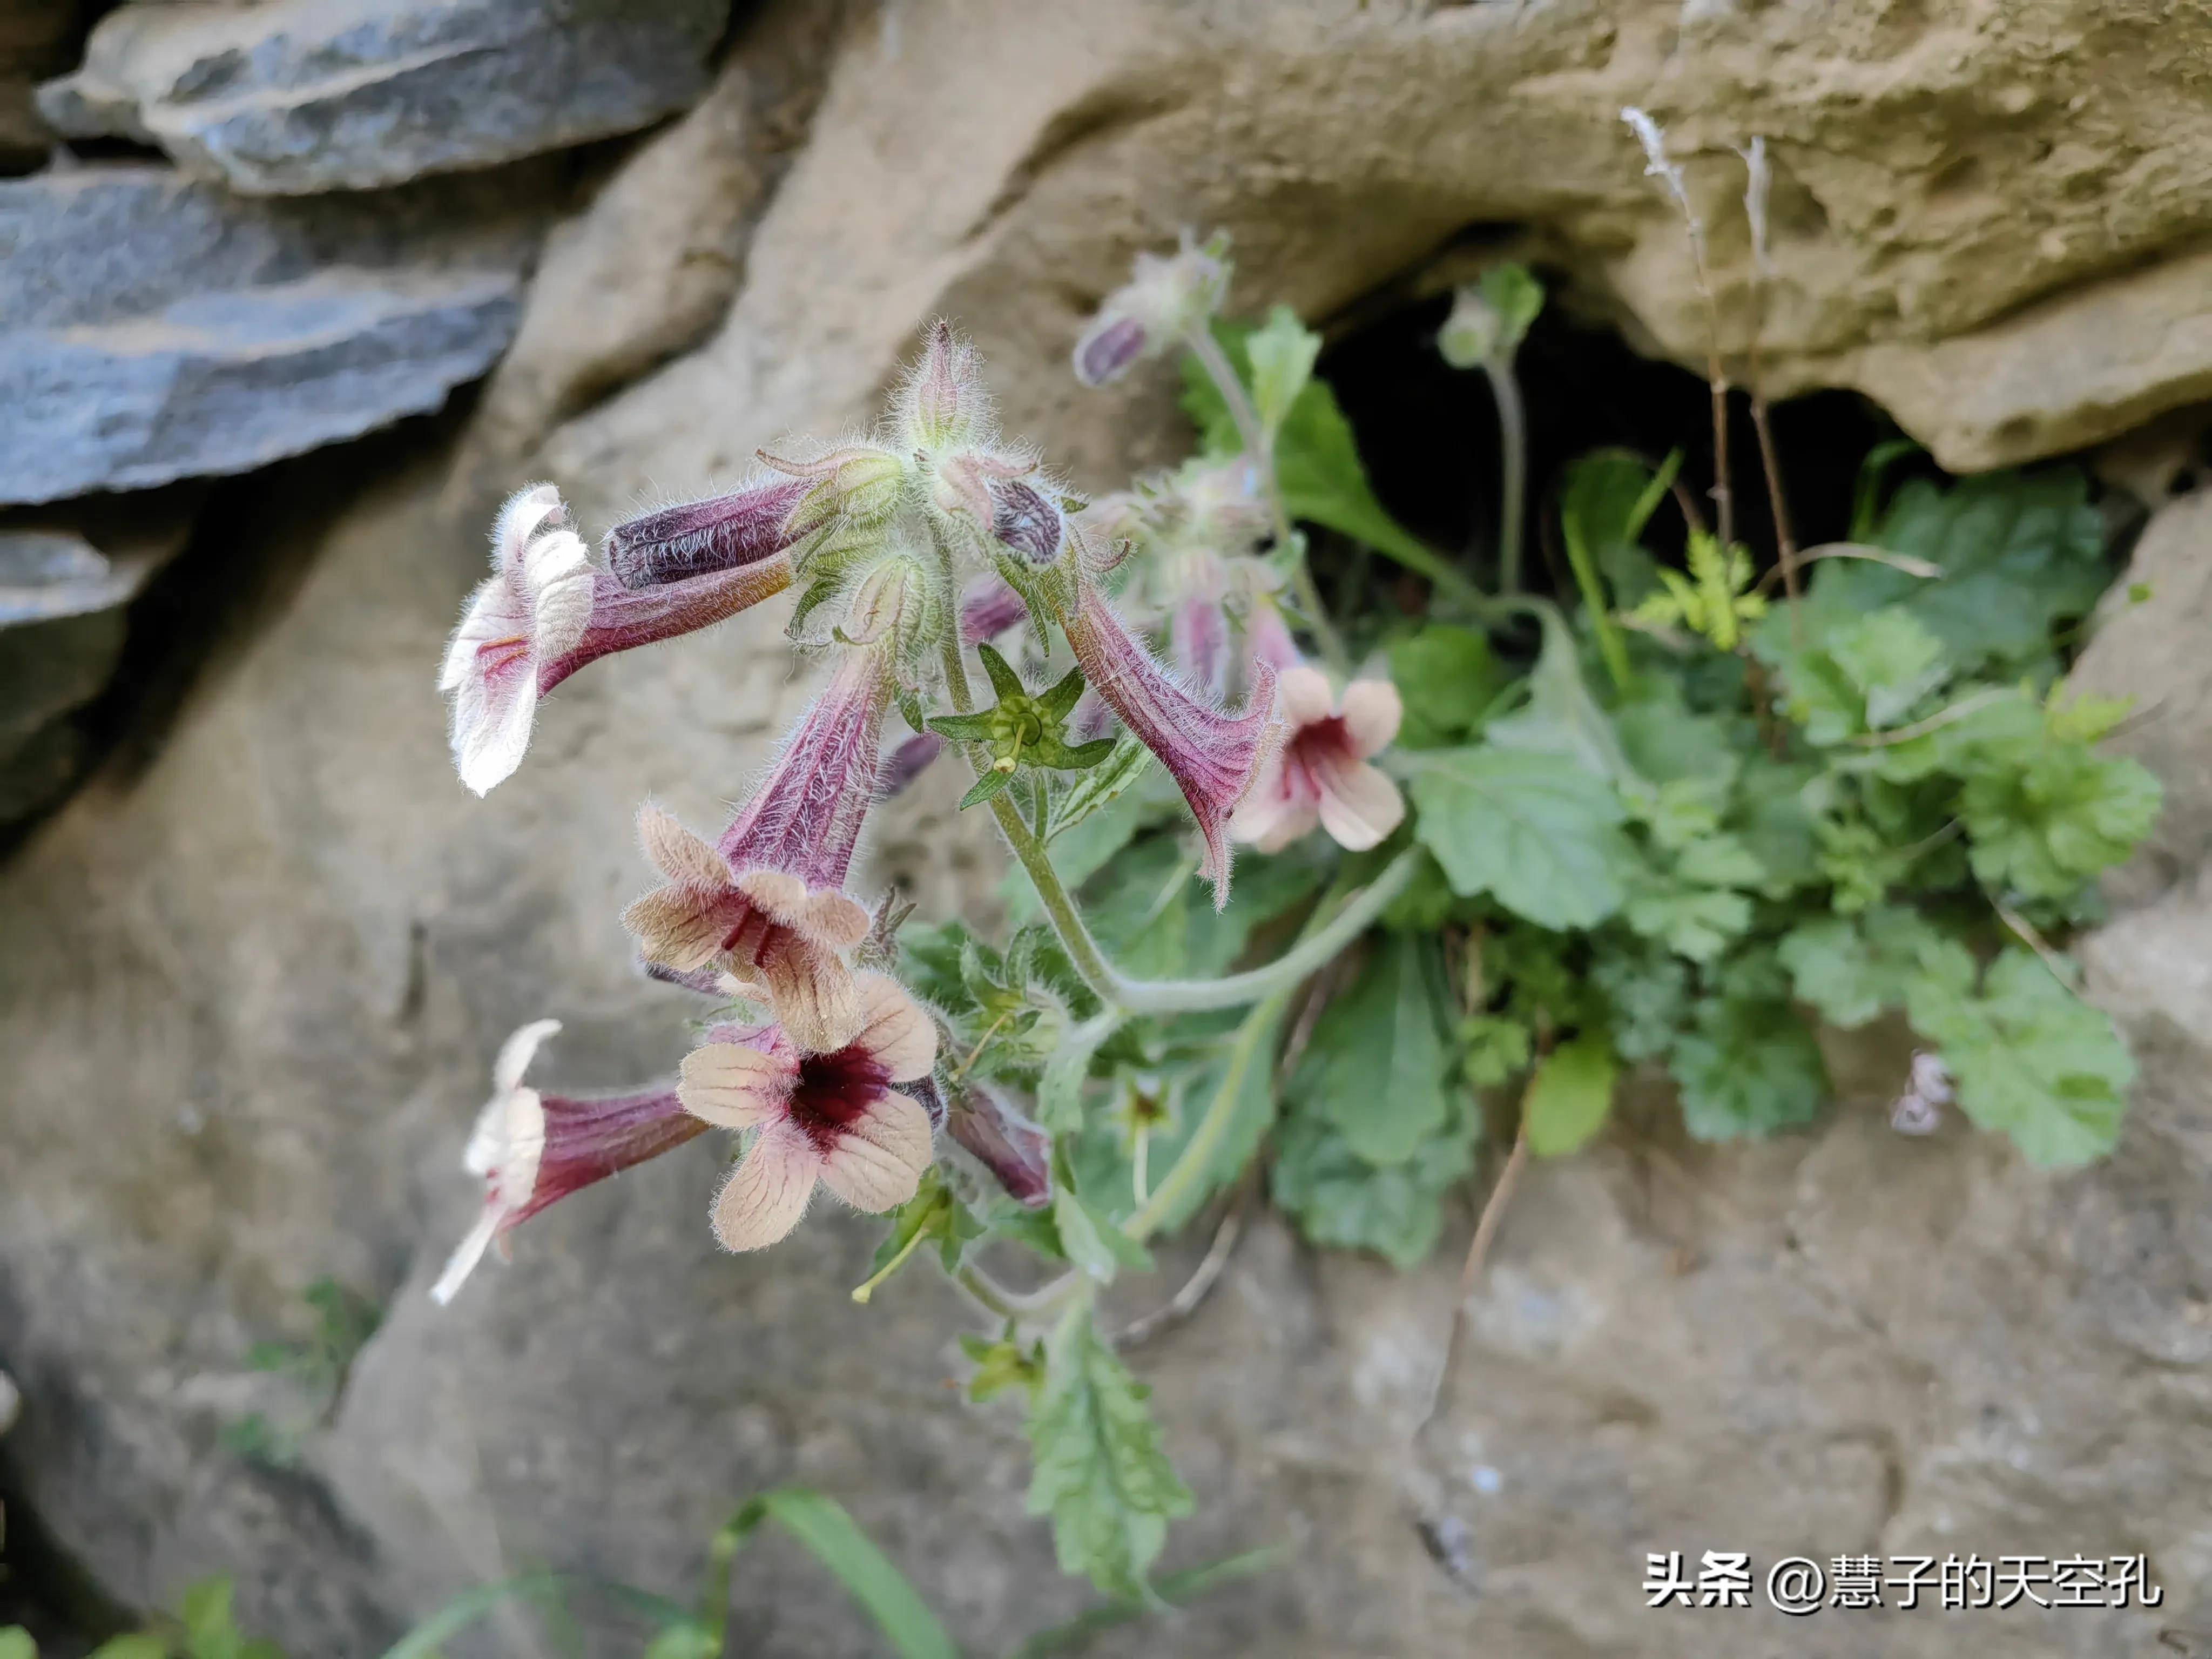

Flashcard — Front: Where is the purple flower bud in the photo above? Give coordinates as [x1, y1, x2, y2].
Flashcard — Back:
[876, 731, 944, 799]
[898, 320, 988, 451]
[1073, 314, 1149, 388]
[945, 1082, 1052, 1209]
[604, 478, 810, 590]
[961, 578, 1029, 645]
[992, 478, 1065, 565]
[1063, 579, 1278, 908]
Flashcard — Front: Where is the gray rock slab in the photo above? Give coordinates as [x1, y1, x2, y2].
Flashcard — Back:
[0, 165, 536, 503]
[36, 0, 728, 195]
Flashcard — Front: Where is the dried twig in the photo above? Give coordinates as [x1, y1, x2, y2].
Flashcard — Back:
[1114, 1190, 1250, 1347]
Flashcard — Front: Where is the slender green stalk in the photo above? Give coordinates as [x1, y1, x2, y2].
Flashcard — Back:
[1123, 982, 1289, 1242]
[1184, 324, 1351, 673]
[1483, 356, 1528, 596]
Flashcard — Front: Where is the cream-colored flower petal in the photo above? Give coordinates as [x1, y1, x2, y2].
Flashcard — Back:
[1338, 677, 1403, 759]
[493, 482, 565, 575]
[448, 629, 539, 797]
[491, 1019, 561, 1097]
[841, 1090, 934, 1171]
[760, 939, 862, 1053]
[736, 869, 871, 948]
[430, 1208, 502, 1305]
[525, 528, 595, 661]
[678, 1039, 795, 1129]
[1277, 663, 1336, 728]
[621, 885, 727, 972]
[850, 971, 937, 1081]
[710, 1128, 819, 1250]
[637, 805, 732, 892]
[1314, 756, 1406, 852]
[818, 1120, 925, 1213]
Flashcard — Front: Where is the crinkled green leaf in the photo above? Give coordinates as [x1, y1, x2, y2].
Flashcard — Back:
[1623, 876, 1752, 963]
[1456, 1013, 1534, 1089]
[1961, 747, 2162, 900]
[1590, 937, 1694, 1062]
[1482, 605, 1643, 792]
[1524, 1035, 1619, 1157]
[1026, 1305, 1195, 1600]
[1410, 746, 1635, 929]
[1906, 948, 2133, 1167]
[1287, 933, 1453, 1164]
[1270, 1101, 1478, 1269]
[1776, 905, 1950, 1029]
[1668, 992, 1827, 1140]
[1049, 735, 1158, 841]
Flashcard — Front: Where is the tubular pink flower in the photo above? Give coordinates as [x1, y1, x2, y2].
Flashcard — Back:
[621, 649, 892, 1049]
[876, 731, 944, 799]
[1169, 594, 1230, 699]
[440, 484, 594, 796]
[431, 1019, 705, 1304]
[1063, 578, 1277, 907]
[603, 477, 810, 589]
[535, 559, 794, 697]
[677, 973, 939, 1251]
[1232, 665, 1405, 853]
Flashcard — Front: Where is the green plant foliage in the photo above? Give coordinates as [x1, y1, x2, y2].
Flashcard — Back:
[1408, 746, 1636, 929]
[1285, 933, 1454, 1163]
[1523, 1036, 1620, 1157]
[1270, 1096, 1480, 1268]
[1026, 1304, 1195, 1599]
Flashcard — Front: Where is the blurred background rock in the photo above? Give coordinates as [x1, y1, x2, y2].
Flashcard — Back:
[2, 2, 2209, 1655]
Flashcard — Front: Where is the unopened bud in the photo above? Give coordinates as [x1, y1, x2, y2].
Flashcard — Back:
[931, 450, 998, 531]
[761, 444, 907, 539]
[1438, 286, 1501, 370]
[945, 1082, 1051, 1208]
[992, 478, 1065, 565]
[901, 320, 988, 451]
[1071, 231, 1232, 388]
[604, 478, 809, 589]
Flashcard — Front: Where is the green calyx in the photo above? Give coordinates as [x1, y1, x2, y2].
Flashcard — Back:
[930, 644, 1115, 809]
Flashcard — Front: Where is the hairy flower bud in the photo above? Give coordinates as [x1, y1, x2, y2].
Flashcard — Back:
[604, 477, 809, 589]
[1071, 231, 1232, 388]
[897, 319, 990, 453]
[839, 551, 947, 669]
[991, 477, 1065, 565]
[761, 443, 907, 543]
[945, 1082, 1052, 1209]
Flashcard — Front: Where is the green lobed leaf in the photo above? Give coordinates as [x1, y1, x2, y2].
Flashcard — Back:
[1408, 746, 1636, 929]
[1905, 948, 2134, 1167]
[1961, 747, 2162, 900]
[1590, 937, 1694, 1063]
[1667, 989, 1829, 1141]
[1287, 933, 1454, 1164]
[1026, 1304, 1196, 1601]
[1482, 604, 1643, 792]
[1524, 1035, 1620, 1157]
[1777, 905, 1950, 1029]
[1270, 1100, 1478, 1268]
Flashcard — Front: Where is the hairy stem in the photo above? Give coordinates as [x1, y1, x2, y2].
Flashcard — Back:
[1123, 981, 1290, 1242]
[1483, 356, 1528, 596]
[1185, 324, 1351, 673]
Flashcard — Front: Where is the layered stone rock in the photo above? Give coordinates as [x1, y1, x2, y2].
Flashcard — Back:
[0, 165, 537, 504]
[36, 0, 728, 195]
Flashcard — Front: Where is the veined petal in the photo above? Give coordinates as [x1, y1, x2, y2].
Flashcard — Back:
[818, 1093, 931, 1212]
[736, 869, 870, 949]
[523, 528, 594, 660]
[493, 482, 565, 577]
[638, 805, 733, 893]
[711, 1127, 819, 1250]
[449, 637, 539, 798]
[849, 971, 937, 1082]
[1277, 664, 1335, 727]
[756, 932, 862, 1054]
[621, 885, 734, 972]
[1313, 754, 1405, 851]
[490, 1018, 562, 1100]
[1339, 677, 1404, 758]
[679, 1034, 797, 1129]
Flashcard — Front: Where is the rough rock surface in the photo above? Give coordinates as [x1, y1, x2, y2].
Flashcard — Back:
[4, 2, 2212, 1656]
[36, 0, 727, 196]
[0, 166, 537, 504]
[0, 493, 197, 822]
